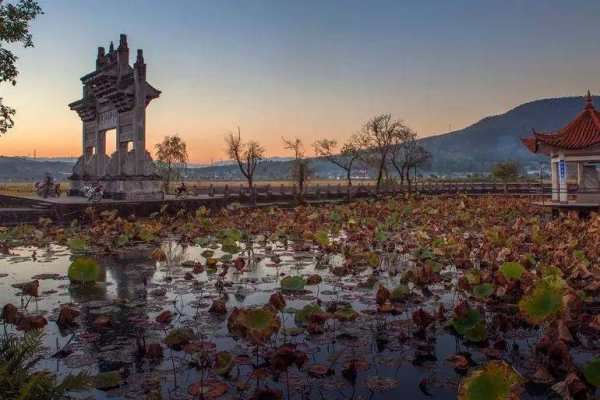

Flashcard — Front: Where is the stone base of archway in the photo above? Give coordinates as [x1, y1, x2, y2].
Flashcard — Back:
[69, 175, 164, 201]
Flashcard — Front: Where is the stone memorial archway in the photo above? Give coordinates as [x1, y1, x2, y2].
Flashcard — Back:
[68, 34, 163, 200]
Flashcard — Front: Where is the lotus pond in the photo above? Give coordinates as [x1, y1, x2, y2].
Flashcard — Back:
[0, 197, 599, 400]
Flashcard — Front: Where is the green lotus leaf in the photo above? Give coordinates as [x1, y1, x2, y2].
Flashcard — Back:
[334, 305, 358, 321]
[221, 238, 240, 254]
[451, 308, 482, 335]
[540, 265, 562, 278]
[465, 269, 481, 285]
[464, 320, 487, 342]
[366, 252, 380, 268]
[314, 230, 330, 247]
[165, 328, 195, 349]
[390, 285, 410, 302]
[294, 303, 323, 324]
[138, 229, 155, 243]
[281, 276, 306, 292]
[206, 257, 218, 267]
[68, 257, 100, 284]
[227, 307, 281, 343]
[67, 238, 88, 252]
[499, 262, 525, 280]
[582, 357, 600, 388]
[116, 234, 130, 247]
[458, 361, 523, 400]
[472, 283, 494, 299]
[518, 278, 564, 325]
[214, 351, 234, 376]
[451, 307, 487, 342]
[95, 371, 122, 390]
[201, 249, 214, 258]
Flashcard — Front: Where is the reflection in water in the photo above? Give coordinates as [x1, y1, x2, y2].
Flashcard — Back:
[0, 239, 558, 400]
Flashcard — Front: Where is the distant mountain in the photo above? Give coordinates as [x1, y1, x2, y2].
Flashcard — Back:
[0, 95, 594, 181]
[0, 156, 74, 182]
[419, 95, 596, 174]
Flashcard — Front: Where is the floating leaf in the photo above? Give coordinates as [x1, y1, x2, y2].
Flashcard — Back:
[214, 351, 234, 376]
[281, 276, 306, 292]
[459, 361, 523, 400]
[499, 262, 525, 280]
[451, 307, 487, 342]
[390, 284, 410, 302]
[68, 257, 100, 284]
[582, 357, 600, 388]
[314, 230, 329, 247]
[67, 238, 88, 252]
[165, 328, 195, 349]
[518, 277, 565, 325]
[472, 283, 494, 299]
[294, 304, 323, 324]
[227, 307, 281, 343]
[94, 371, 122, 390]
[366, 252, 380, 268]
[334, 305, 358, 321]
[116, 234, 130, 247]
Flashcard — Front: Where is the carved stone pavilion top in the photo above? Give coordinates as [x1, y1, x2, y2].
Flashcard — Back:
[68, 34, 163, 200]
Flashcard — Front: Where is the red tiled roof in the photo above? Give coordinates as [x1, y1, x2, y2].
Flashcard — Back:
[521, 92, 600, 153]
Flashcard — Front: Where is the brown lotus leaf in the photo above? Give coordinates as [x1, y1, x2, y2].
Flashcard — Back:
[307, 322, 324, 335]
[269, 344, 308, 372]
[12, 280, 39, 297]
[412, 308, 435, 330]
[308, 364, 332, 378]
[156, 310, 173, 324]
[448, 354, 470, 370]
[249, 388, 283, 400]
[530, 366, 554, 385]
[145, 343, 164, 359]
[57, 305, 80, 328]
[17, 315, 47, 331]
[209, 299, 227, 315]
[2, 303, 18, 324]
[306, 274, 322, 285]
[93, 315, 112, 329]
[268, 292, 286, 311]
[234, 257, 245, 272]
[376, 285, 390, 305]
[188, 379, 228, 398]
[557, 319, 574, 343]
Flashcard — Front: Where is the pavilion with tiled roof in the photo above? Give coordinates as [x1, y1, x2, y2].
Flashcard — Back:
[522, 91, 600, 204]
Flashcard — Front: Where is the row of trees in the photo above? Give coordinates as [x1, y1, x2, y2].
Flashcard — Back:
[224, 113, 432, 203]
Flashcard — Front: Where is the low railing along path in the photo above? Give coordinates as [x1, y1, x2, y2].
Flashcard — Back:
[0, 181, 577, 225]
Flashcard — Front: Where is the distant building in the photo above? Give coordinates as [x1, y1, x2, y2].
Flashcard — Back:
[522, 91, 600, 204]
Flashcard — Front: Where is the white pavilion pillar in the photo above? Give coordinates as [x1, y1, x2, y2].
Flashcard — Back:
[551, 159, 559, 201]
[558, 153, 568, 203]
[577, 162, 583, 186]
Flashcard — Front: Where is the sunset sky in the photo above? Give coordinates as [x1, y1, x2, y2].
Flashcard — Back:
[2, 0, 600, 163]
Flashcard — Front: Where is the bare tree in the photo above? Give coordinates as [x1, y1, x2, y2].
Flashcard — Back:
[282, 137, 311, 203]
[225, 127, 265, 204]
[390, 134, 431, 191]
[355, 114, 410, 192]
[313, 138, 360, 199]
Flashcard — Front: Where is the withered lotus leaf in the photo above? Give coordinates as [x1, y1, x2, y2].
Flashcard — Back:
[227, 307, 281, 343]
[458, 360, 523, 400]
